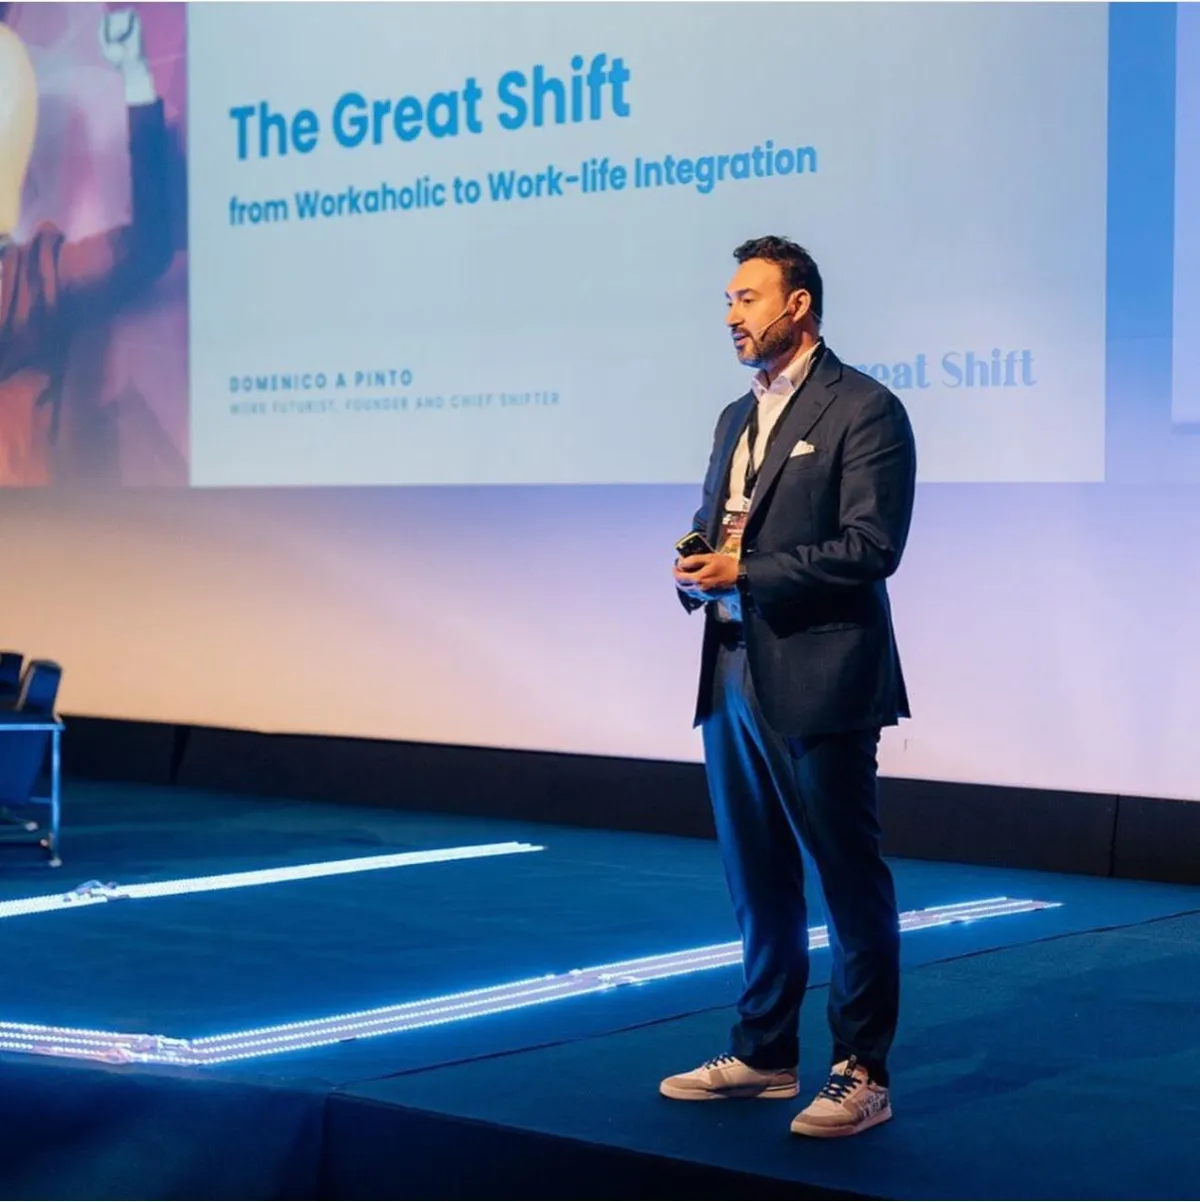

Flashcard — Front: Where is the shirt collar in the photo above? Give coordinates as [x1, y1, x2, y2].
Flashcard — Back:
[750, 339, 823, 402]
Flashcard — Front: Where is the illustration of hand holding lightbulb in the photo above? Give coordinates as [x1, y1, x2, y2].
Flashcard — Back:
[0, 8, 172, 487]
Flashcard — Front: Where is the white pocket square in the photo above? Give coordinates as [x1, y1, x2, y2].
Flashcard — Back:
[789, 440, 816, 457]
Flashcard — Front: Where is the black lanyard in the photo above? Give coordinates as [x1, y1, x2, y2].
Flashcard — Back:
[742, 343, 823, 499]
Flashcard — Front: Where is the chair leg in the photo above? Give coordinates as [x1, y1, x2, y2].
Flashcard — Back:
[0, 807, 38, 832]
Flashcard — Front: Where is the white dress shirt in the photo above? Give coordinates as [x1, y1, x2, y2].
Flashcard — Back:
[712, 339, 822, 623]
[723, 339, 823, 514]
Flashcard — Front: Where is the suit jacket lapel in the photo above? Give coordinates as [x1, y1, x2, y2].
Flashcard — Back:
[706, 392, 754, 545]
[746, 349, 842, 527]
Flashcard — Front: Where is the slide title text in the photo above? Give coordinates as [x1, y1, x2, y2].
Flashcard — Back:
[229, 53, 632, 160]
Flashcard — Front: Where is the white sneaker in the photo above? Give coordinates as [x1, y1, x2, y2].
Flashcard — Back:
[660, 1053, 799, 1101]
[790, 1057, 892, 1138]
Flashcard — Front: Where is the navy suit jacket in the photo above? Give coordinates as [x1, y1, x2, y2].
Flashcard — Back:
[683, 347, 917, 738]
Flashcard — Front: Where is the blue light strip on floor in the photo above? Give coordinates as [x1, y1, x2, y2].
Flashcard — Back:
[0, 842, 545, 920]
[0, 896, 1059, 1066]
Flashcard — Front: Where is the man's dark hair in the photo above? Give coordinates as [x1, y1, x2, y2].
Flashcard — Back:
[734, 236, 823, 325]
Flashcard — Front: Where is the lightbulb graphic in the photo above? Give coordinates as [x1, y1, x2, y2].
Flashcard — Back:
[0, 22, 38, 237]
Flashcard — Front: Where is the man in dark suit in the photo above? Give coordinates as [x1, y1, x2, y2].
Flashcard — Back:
[662, 236, 916, 1139]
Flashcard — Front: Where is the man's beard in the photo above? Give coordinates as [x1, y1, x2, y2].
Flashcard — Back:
[741, 325, 795, 370]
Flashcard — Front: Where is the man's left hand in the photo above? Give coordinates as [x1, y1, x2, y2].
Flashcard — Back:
[674, 553, 740, 600]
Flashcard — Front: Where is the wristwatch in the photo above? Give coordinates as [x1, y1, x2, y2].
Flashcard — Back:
[736, 558, 754, 613]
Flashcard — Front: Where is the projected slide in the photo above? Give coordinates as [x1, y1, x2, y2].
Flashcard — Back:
[1174, 2, 1200, 427]
[185, 3, 1109, 488]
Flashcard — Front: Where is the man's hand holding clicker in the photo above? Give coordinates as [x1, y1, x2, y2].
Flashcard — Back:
[674, 553, 739, 601]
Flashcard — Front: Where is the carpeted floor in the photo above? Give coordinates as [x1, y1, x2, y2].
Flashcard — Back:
[334, 911, 1200, 1200]
[0, 780, 1197, 1199]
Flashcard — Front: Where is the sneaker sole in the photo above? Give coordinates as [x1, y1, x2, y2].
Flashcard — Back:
[790, 1104, 893, 1138]
[660, 1081, 800, 1102]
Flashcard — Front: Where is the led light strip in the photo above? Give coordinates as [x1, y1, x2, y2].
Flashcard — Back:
[0, 896, 1058, 1067]
[0, 842, 544, 920]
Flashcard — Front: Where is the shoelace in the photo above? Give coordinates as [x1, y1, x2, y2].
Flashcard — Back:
[702, 1054, 739, 1070]
[817, 1057, 865, 1103]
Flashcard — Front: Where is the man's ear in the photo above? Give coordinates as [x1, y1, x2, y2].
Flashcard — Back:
[788, 289, 812, 321]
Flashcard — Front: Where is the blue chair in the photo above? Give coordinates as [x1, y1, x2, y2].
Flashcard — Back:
[0, 660, 65, 866]
[0, 652, 31, 833]
[0, 651, 24, 707]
